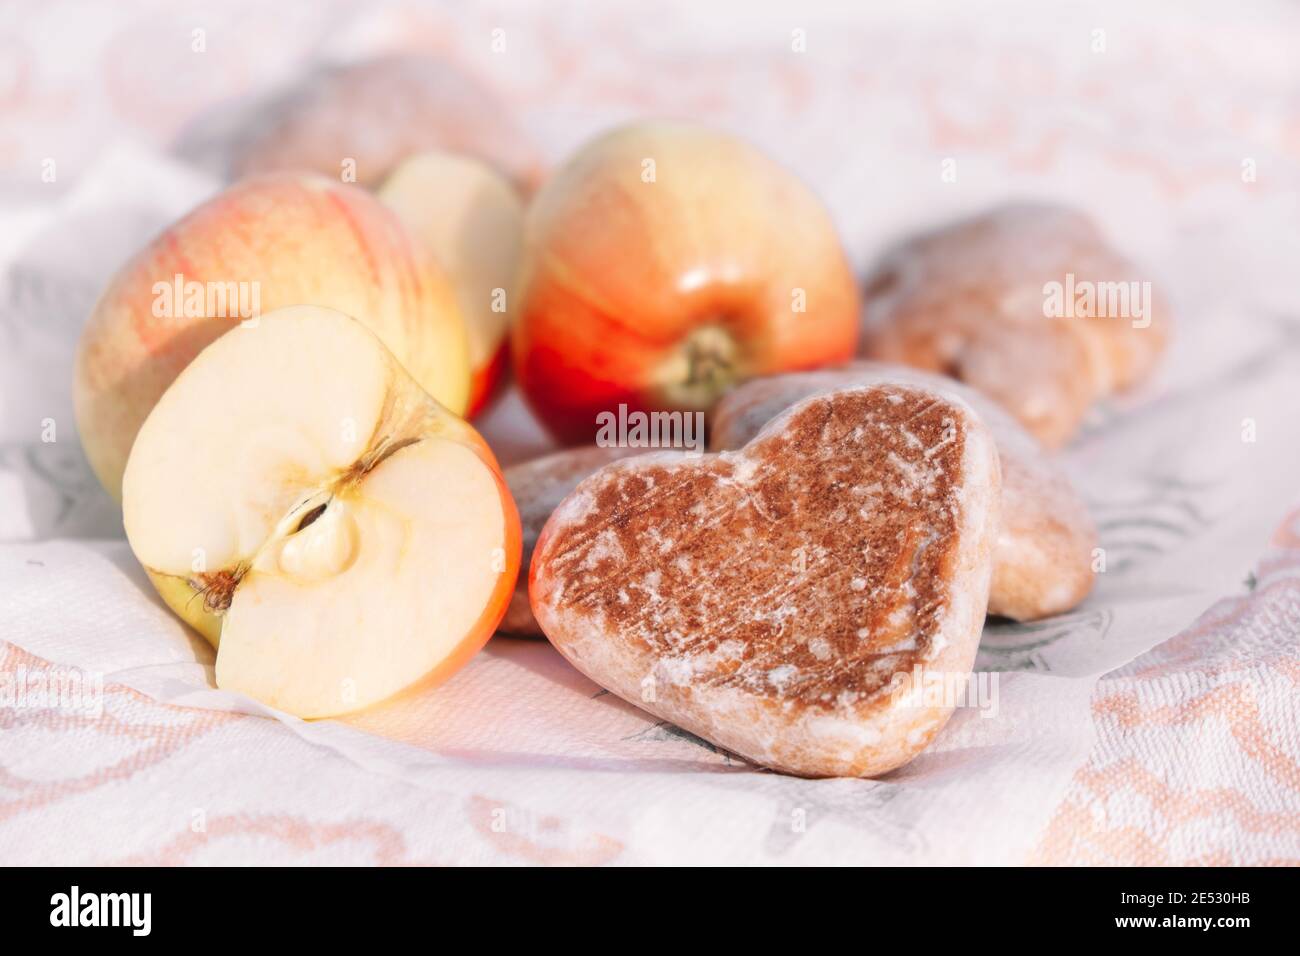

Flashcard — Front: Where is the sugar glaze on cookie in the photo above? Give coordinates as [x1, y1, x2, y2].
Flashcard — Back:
[501, 444, 659, 635]
[711, 362, 1097, 621]
[531, 385, 1000, 777]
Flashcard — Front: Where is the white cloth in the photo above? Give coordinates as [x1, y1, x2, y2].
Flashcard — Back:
[1, 0, 1297, 864]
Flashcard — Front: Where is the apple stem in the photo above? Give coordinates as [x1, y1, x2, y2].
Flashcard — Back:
[188, 565, 247, 614]
[659, 325, 740, 410]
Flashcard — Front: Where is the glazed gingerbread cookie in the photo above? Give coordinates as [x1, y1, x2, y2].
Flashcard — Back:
[710, 362, 1098, 622]
[531, 385, 1001, 778]
[859, 202, 1168, 448]
[500, 444, 662, 635]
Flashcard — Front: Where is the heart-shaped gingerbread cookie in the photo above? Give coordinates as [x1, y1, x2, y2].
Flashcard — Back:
[531, 385, 1001, 777]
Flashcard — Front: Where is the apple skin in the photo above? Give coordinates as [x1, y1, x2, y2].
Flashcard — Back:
[74, 173, 471, 501]
[511, 123, 861, 445]
[148, 570, 222, 645]
[467, 340, 510, 418]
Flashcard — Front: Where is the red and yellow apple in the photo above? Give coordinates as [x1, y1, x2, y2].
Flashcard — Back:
[74, 173, 470, 500]
[379, 150, 525, 418]
[512, 122, 861, 444]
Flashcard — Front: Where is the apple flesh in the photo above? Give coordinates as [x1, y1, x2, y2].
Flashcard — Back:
[512, 122, 861, 445]
[122, 306, 520, 718]
[74, 173, 471, 501]
[379, 150, 525, 418]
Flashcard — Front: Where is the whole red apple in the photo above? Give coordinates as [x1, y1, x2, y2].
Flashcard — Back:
[512, 123, 860, 444]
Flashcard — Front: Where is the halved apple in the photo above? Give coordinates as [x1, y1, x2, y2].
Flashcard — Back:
[379, 150, 525, 417]
[121, 305, 521, 718]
